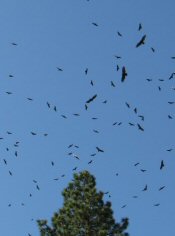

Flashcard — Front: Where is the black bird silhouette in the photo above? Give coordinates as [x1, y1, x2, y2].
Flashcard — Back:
[85, 104, 88, 110]
[117, 65, 120, 71]
[61, 115, 67, 119]
[6, 92, 12, 95]
[72, 167, 77, 171]
[140, 169, 147, 172]
[96, 146, 104, 152]
[151, 47, 155, 52]
[36, 185, 40, 190]
[91, 153, 96, 157]
[142, 184, 148, 191]
[159, 186, 165, 191]
[57, 67, 63, 71]
[90, 80, 94, 86]
[160, 160, 164, 170]
[129, 122, 135, 126]
[137, 123, 144, 131]
[54, 106, 57, 112]
[154, 203, 160, 207]
[11, 42, 18, 46]
[111, 81, 116, 87]
[117, 31, 122, 37]
[138, 115, 144, 121]
[31, 132, 37, 135]
[15, 151, 18, 157]
[168, 115, 173, 119]
[146, 78, 152, 82]
[136, 35, 146, 48]
[92, 22, 98, 26]
[114, 55, 122, 59]
[121, 66, 127, 82]
[9, 74, 14, 78]
[3, 159, 7, 165]
[88, 160, 93, 164]
[138, 23, 142, 31]
[9, 171, 12, 176]
[47, 102, 50, 108]
[27, 98, 33, 101]
[93, 129, 99, 133]
[121, 204, 127, 208]
[86, 94, 97, 104]
[85, 68, 88, 75]
[125, 102, 130, 108]
[68, 144, 73, 148]
[134, 162, 140, 166]
[51, 161, 54, 166]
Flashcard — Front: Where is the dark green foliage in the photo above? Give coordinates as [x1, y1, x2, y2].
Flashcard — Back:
[37, 171, 129, 236]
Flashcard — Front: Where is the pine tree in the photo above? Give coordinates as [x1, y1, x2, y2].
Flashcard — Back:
[37, 171, 129, 236]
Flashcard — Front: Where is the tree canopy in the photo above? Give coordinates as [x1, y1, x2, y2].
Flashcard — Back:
[37, 171, 129, 236]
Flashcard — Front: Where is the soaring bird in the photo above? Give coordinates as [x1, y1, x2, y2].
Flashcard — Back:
[96, 146, 104, 152]
[57, 67, 63, 71]
[159, 186, 165, 191]
[92, 22, 98, 26]
[136, 35, 146, 48]
[31, 132, 37, 135]
[86, 94, 97, 104]
[88, 160, 93, 164]
[117, 31, 122, 37]
[160, 160, 164, 170]
[142, 184, 148, 191]
[137, 123, 144, 131]
[121, 66, 127, 82]
[85, 68, 88, 75]
[138, 23, 142, 31]
[125, 102, 130, 108]
[11, 42, 18, 46]
[111, 81, 116, 87]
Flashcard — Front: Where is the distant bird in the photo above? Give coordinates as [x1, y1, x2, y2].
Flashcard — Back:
[160, 160, 164, 170]
[114, 55, 122, 59]
[151, 47, 155, 52]
[51, 161, 54, 166]
[61, 174, 65, 177]
[154, 203, 160, 207]
[134, 107, 137, 114]
[15, 151, 18, 157]
[54, 106, 57, 112]
[9, 74, 14, 78]
[166, 148, 172, 152]
[134, 162, 140, 166]
[92, 22, 98, 27]
[6, 92, 12, 95]
[117, 31, 122, 37]
[90, 80, 94, 86]
[11, 42, 18, 46]
[68, 144, 73, 148]
[129, 122, 135, 126]
[142, 184, 148, 191]
[102, 100, 107, 104]
[91, 153, 96, 157]
[146, 78, 152, 82]
[96, 146, 104, 152]
[121, 204, 127, 208]
[168, 115, 173, 119]
[88, 160, 93, 164]
[33, 180, 37, 183]
[133, 196, 138, 198]
[121, 66, 127, 82]
[74, 145, 79, 148]
[111, 81, 116, 87]
[138, 23, 142, 31]
[85, 68, 88, 75]
[72, 167, 77, 171]
[3, 159, 7, 165]
[168, 101, 175, 104]
[93, 129, 99, 133]
[118, 122, 122, 126]
[125, 102, 130, 108]
[7, 131, 12, 134]
[136, 35, 146, 48]
[158, 86, 161, 91]
[9, 171, 12, 176]
[61, 115, 67, 119]
[140, 169, 147, 172]
[85, 104, 88, 110]
[47, 102, 50, 108]
[138, 115, 144, 121]
[27, 98, 33, 101]
[137, 123, 144, 131]
[113, 122, 117, 126]
[159, 186, 165, 191]
[36, 185, 40, 190]
[86, 94, 97, 104]
[158, 79, 164, 82]
[73, 113, 80, 116]
[31, 132, 37, 135]
[92, 117, 98, 120]
[57, 67, 63, 71]
[117, 65, 120, 71]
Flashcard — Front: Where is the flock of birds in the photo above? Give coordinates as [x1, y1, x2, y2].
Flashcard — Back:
[1, 5, 175, 235]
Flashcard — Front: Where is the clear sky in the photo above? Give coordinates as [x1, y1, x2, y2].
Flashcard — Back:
[0, 0, 175, 235]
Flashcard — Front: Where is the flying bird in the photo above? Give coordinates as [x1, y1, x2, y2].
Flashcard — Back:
[92, 22, 98, 26]
[142, 184, 148, 191]
[96, 146, 104, 152]
[117, 31, 122, 37]
[160, 160, 164, 170]
[86, 94, 97, 104]
[137, 123, 144, 131]
[159, 186, 165, 191]
[57, 67, 63, 71]
[111, 81, 116, 87]
[138, 23, 142, 31]
[121, 66, 127, 82]
[136, 35, 146, 48]
[85, 68, 88, 75]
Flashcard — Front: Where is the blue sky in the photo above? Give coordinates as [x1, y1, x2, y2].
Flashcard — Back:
[0, 0, 175, 235]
